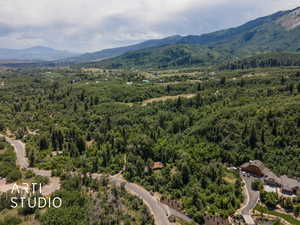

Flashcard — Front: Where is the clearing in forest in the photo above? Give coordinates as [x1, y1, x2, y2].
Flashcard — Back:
[142, 93, 196, 106]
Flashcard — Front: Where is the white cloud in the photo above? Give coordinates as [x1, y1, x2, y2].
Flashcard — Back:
[0, 0, 299, 51]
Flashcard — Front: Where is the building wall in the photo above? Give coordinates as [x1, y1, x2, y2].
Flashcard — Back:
[264, 178, 279, 186]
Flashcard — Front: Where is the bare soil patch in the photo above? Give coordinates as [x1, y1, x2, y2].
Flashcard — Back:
[142, 93, 196, 106]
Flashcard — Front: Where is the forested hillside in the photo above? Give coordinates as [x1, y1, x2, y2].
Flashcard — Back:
[66, 35, 182, 63]
[220, 52, 300, 70]
[85, 44, 232, 69]
[1, 65, 300, 223]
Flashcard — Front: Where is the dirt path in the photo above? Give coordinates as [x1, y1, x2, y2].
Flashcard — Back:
[142, 93, 197, 106]
[0, 178, 14, 192]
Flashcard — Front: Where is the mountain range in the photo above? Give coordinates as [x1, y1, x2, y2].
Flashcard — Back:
[3, 6, 300, 68]
[0, 46, 78, 62]
[83, 6, 300, 69]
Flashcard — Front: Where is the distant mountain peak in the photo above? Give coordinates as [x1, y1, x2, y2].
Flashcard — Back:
[0, 46, 78, 61]
[277, 7, 300, 30]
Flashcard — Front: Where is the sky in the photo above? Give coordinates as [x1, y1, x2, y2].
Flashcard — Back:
[0, 0, 299, 53]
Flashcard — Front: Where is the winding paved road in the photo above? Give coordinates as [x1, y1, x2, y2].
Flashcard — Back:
[5, 137, 61, 196]
[103, 174, 171, 225]
[5, 138, 29, 169]
[3, 137, 193, 225]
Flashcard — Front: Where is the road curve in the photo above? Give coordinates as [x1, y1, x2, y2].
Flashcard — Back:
[5, 137, 193, 225]
[5, 137, 61, 195]
[92, 173, 194, 225]
[106, 175, 171, 225]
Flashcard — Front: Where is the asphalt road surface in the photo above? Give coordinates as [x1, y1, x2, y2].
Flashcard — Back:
[109, 175, 171, 225]
[241, 175, 260, 215]
[240, 174, 259, 225]
[5, 138, 29, 169]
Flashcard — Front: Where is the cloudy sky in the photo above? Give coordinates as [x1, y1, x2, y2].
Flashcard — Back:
[0, 0, 299, 53]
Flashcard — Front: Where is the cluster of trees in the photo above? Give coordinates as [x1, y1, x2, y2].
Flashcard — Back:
[220, 52, 300, 70]
[252, 179, 263, 191]
[260, 191, 300, 217]
[87, 44, 232, 69]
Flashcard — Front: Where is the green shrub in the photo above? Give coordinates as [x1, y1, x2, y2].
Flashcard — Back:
[0, 142, 5, 150]
[255, 204, 300, 225]
[260, 191, 279, 209]
[0, 136, 5, 142]
[0, 216, 22, 225]
[252, 179, 263, 191]
[17, 195, 38, 216]
[32, 175, 50, 186]
[6, 169, 22, 182]
[24, 170, 35, 179]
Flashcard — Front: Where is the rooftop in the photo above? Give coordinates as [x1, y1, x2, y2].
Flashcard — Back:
[150, 162, 165, 170]
[241, 160, 266, 171]
[280, 175, 300, 190]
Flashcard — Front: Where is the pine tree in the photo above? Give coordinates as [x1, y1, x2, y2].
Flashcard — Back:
[249, 126, 257, 148]
[261, 129, 265, 145]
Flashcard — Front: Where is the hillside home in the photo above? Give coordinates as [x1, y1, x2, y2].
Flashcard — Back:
[241, 160, 300, 196]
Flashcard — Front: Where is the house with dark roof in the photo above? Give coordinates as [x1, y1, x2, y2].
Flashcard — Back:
[240, 160, 300, 196]
[240, 160, 267, 177]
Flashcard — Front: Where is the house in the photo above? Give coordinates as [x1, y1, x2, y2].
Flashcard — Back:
[241, 160, 300, 196]
[241, 160, 281, 186]
[263, 169, 281, 186]
[240, 160, 266, 177]
[280, 175, 300, 196]
[150, 162, 165, 170]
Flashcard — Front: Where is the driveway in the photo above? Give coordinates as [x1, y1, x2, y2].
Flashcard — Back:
[240, 175, 260, 225]
[241, 175, 260, 215]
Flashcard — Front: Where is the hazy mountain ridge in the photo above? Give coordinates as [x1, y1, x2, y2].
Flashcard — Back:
[66, 35, 183, 63]
[0, 46, 78, 61]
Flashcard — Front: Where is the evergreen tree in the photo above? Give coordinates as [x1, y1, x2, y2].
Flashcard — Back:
[249, 126, 257, 148]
